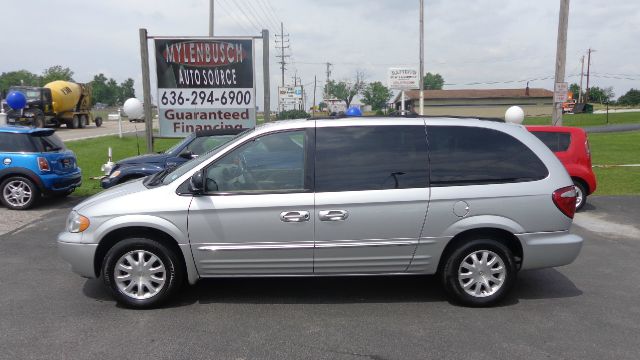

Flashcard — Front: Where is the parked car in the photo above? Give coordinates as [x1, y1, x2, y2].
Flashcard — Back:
[101, 128, 245, 189]
[58, 117, 582, 308]
[526, 126, 596, 211]
[0, 126, 81, 210]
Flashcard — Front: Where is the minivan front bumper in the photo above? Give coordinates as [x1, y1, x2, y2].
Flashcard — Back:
[518, 231, 583, 270]
[57, 231, 98, 278]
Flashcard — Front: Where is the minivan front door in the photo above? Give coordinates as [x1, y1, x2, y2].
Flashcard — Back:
[313, 124, 430, 274]
[188, 129, 314, 275]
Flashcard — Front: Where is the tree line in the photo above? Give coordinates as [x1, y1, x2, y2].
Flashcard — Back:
[324, 72, 445, 112]
[0, 66, 135, 106]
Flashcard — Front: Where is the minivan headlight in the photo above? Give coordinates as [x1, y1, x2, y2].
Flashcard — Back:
[67, 211, 90, 233]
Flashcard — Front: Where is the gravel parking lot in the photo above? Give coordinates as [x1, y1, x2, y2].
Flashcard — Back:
[0, 196, 639, 359]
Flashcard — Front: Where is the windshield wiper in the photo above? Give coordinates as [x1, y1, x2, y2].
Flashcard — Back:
[146, 164, 178, 186]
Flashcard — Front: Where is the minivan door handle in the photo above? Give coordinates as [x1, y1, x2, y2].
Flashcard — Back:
[318, 210, 349, 221]
[280, 211, 310, 222]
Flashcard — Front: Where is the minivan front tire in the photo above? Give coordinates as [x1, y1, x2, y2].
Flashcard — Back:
[102, 238, 183, 309]
[441, 239, 516, 307]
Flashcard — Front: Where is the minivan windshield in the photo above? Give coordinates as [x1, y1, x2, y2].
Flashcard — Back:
[153, 128, 254, 186]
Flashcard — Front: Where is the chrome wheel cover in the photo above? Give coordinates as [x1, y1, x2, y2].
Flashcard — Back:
[458, 250, 506, 298]
[3, 180, 33, 207]
[575, 185, 584, 209]
[114, 250, 167, 300]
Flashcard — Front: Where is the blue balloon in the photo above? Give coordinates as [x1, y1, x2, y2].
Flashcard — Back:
[345, 107, 362, 117]
[6, 91, 27, 110]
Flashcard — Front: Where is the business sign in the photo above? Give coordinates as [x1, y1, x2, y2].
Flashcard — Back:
[388, 68, 419, 90]
[154, 37, 256, 137]
[554, 82, 568, 103]
[278, 86, 303, 108]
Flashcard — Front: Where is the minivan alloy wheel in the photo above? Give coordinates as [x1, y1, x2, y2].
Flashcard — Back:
[114, 250, 167, 300]
[458, 250, 506, 297]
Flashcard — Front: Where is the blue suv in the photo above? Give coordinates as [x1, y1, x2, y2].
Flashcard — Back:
[0, 126, 81, 210]
[101, 128, 244, 189]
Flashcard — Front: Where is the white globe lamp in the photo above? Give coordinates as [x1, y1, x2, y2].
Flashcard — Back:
[505, 106, 525, 124]
[123, 98, 144, 120]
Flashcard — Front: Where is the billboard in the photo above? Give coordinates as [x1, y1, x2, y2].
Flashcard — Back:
[388, 68, 420, 90]
[154, 37, 256, 137]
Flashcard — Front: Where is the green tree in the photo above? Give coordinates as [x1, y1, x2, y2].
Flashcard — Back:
[91, 73, 124, 106]
[107, 78, 120, 105]
[119, 78, 135, 100]
[326, 71, 366, 109]
[617, 89, 640, 106]
[0, 70, 41, 94]
[41, 65, 74, 84]
[423, 72, 444, 90]
[568, 83, 583, 100]
[588, 86, 614, 103]
[362, 81, 393, 111]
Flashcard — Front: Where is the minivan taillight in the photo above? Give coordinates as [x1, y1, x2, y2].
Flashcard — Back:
[37, 157, 50, 172]
[553, 186, 577, 218]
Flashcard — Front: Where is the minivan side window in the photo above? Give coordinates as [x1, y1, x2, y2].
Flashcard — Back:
[204, 130, 307, 193]
[315, 126, 429, 192]
[427, 126, 548, 186]
[530, 131, 571, 152]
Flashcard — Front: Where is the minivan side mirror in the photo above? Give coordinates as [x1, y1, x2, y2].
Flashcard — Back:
[189, 170, 205, 194]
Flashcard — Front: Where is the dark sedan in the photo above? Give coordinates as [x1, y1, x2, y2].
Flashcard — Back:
[101, 128, 244, 189]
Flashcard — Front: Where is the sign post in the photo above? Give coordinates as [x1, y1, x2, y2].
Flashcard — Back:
[388, 67, 419, 115]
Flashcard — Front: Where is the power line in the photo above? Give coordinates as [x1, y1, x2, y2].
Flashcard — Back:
[216, 0, 254, 34]
[244, 0, 278, 33]
[252, 0, 281, 31]
[224, 0, 262, 33]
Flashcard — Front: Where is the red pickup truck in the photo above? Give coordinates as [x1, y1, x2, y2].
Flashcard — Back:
[527, 126, 597, 211]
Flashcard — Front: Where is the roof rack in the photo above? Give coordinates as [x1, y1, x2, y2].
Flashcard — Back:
[307, 113, 505, 123]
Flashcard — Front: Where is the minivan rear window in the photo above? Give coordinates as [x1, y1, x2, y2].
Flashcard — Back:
[427, 126, 548, 186]
[315, 126, 429, 192]
[530, 131, 571, 152]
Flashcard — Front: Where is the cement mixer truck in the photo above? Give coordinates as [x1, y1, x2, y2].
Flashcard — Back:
[6, 80, 102, 128]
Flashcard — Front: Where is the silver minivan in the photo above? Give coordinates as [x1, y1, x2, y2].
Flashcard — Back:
[58, 117, 583, 308]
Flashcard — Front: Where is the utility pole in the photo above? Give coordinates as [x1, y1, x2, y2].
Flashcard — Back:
[552, 0, 570, 126]
[324, 62, 332, 98]
[275, 22, 289, 88]
[578, 55, 585, 103]
[209, 0, 214, 36]
[262, 29, 270, 122]
[312, 75, 317, 117]
[419, 0, 424, 115]
[585, 48, 594, 104]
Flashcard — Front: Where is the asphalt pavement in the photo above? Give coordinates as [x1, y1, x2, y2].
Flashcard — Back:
[0, 196, 639, 359]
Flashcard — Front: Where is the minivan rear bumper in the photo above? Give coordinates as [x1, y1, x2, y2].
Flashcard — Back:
[518, 231, 583, 270]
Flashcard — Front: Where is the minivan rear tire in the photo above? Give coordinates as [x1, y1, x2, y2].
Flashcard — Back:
[441, 239, 516, 307]
[102, 238, 183, 309]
